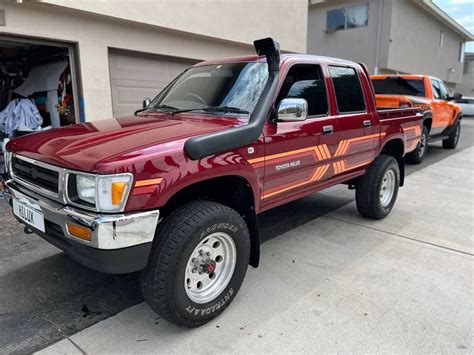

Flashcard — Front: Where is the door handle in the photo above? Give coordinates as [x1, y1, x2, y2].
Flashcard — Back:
[322, 125, 334, 135]
[363, 120, 372, 128]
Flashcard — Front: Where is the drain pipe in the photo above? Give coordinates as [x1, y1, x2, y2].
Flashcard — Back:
[184, 37, 280, 160]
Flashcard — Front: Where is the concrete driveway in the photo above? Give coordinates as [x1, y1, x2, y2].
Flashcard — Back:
[37, 146, 473, 352]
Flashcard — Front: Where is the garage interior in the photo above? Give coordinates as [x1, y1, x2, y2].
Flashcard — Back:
[0, 38, 78, 173]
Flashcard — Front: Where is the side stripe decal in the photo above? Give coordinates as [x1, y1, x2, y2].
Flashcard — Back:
[258, 133, 385, 199]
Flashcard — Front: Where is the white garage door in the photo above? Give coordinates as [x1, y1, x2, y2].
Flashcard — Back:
[109, 49, 197, 117]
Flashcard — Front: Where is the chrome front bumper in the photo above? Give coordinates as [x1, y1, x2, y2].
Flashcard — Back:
[3, 178, 160, 250]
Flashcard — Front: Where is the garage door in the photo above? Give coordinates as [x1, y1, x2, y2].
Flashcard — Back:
[109, 49, 197, 117]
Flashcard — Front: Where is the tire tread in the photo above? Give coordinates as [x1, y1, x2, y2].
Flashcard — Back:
[141, 200, 247, 327]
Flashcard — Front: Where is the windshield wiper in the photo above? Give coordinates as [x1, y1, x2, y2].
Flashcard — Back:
[134, 104, 180, 116]
[171, 106, 249, 115]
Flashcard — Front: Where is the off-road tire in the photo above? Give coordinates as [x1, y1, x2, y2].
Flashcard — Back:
[442, 121, 461, 149]
[356, 154, 400, 219]
[140, 200, 250, 327]
[406, 125, 428, 164]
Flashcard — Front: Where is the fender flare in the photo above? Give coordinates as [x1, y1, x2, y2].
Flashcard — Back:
[422, 111, 433, 132]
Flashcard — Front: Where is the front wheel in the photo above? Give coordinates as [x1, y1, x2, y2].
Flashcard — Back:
[140, 201, 250, 327]
[356, 155, 400, 219]
[442, 122, 461, 149]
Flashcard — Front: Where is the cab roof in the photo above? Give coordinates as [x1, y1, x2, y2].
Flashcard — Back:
[195, 53, 361, 68]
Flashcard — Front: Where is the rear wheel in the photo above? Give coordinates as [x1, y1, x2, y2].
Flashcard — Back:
[442, 122, 461, 149]
[356, 155, 400, 219]
[140, 200, 250, 327]
[405, 125, 428, 164]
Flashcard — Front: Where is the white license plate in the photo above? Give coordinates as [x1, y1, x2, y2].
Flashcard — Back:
[12, 198, 45, 233]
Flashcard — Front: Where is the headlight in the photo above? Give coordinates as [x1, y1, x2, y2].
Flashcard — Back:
[76, 175, 96, 205]
[69, 173, 133, 212]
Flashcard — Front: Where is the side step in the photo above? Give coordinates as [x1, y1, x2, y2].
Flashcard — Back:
[428, 134, 449, 142]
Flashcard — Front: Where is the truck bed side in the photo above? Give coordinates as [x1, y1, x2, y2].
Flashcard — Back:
[377, 108, 423, 155]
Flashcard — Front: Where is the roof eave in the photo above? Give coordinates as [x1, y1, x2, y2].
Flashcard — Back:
[415, 0, 474, 41]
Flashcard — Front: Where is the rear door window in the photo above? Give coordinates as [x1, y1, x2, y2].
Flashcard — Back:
[329, 66, 366, 113]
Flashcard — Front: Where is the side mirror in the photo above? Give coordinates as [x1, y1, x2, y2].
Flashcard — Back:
[451, 93, 462, 101]
[142, 98, 151, 108]
[276, 98, 308, 122]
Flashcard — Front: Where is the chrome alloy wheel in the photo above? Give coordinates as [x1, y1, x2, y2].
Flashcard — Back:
[379, 170, 396, 207]
[184, 232, 236, 304]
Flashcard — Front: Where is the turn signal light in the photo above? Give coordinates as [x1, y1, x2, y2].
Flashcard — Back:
[66, 223, 92, 241]
[111, 181, 127, 205]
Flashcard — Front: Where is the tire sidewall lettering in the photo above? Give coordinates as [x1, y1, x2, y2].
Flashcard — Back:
[200, 223, 239, 238]
[185, 288, 234, 316]
[173, 213, 250, 322]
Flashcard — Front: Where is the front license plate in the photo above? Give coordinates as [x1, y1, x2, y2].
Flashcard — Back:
[12, 198, 45, 232]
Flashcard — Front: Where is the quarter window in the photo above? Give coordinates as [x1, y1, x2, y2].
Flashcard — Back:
[438, 80, 449, 100]
[431, 80, 441, 99]
[277, 65, 328, 116]
[329, 66, 366, 113]
[326, 4, 368, 32]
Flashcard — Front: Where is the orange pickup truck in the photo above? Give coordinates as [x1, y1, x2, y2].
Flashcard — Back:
[371, 75, 462, 163]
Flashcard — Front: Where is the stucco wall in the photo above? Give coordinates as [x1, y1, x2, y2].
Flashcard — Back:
[0, 1, 275, 121]
[307, 0, 391, 73]
[455, 55, 474, 96]
[388, 0, 465, 84]
[307, 0, 467, 84]
[35, 0, 308, 53]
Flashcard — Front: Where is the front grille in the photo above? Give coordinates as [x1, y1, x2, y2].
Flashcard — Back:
[11, 157, 60, 193]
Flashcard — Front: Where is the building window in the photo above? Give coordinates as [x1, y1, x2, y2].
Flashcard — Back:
[326, 4, 369, 32]
[439, 30, 444, 48]
[459, 42, 465, 63]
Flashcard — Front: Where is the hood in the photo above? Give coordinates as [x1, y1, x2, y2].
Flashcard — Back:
[6, 113, 244, 172]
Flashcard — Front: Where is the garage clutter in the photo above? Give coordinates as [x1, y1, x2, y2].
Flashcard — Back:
[0, 40, 77, 174]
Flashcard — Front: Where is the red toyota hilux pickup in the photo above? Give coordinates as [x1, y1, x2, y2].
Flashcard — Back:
[2, 38, 422, 327]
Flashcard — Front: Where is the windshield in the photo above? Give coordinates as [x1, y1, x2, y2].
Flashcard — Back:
[372, 78, 426, 97]
[150, 62, 269, 116]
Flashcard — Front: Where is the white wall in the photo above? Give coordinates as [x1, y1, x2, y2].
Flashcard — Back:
[35, 0, 308, 53]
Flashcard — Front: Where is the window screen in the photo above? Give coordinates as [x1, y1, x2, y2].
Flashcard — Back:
[277, 65, 328, 116]
[329, 66, 366, 113]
